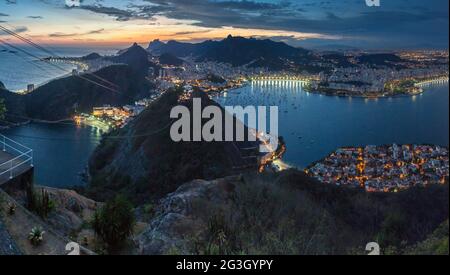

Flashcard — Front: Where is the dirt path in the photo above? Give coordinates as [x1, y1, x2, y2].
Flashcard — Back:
[0, 219, 21, 255]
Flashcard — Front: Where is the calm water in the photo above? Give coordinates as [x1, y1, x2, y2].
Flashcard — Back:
[0, 45, 119, 91]
[215, 81, 449, 169]
[1, 123, 100, 187]
[0, 45, 120, 187]
[0, 81, 448, 188]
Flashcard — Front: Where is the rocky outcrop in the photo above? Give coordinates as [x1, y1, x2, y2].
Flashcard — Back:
[43, 187, 99, 236]
[7, 186, 99, 237]
[137, 176, 240, 255]
[109, 43, 157, 77]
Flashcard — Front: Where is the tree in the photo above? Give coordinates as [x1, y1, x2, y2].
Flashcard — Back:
[92, 195, 135, 253]
[0, 98, 6, 120]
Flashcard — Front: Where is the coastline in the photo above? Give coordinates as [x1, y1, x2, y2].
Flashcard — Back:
[304, 88, 424, 99]
[1, 117, 73, 130]
[303, 85, 426, 99]
[304, 76, 449, 99]
[224, 78, 446, 100]
[7, 64, 76, 94]
[305, 143, 450, 171]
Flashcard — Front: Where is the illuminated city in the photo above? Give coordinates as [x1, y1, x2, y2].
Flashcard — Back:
[307, 144, 449, 192]
[0, 0, 448, 258]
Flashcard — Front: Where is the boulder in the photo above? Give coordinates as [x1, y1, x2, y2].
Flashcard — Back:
[137, 176, 240, 254]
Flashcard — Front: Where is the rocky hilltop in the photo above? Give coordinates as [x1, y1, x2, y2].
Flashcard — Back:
[137, 176, 241, 254]
[109, 43, 158, 77]
[136, 169, 448, 255]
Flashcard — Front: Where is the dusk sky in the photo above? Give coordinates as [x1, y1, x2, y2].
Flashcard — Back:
[0, 0, 448, 49]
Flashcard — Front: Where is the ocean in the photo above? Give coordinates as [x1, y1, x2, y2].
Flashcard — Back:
[0, 45, 119, 91]
[215, 81, 449, 169]
[1, 46, 448, 187]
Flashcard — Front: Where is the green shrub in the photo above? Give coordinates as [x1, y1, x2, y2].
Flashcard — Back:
[0, 98, 6, 120]
[29, 226, 45, 246]
[31, 189, 56, 219]
[190, 176, 343, 255]
[92, 195, 135, 253]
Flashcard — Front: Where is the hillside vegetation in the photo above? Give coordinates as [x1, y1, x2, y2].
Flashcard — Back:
[1, 64, 152, 122]
[87, 88, 256, 203]
[141, 169, 448, 255]
[25, 65, 151, 120]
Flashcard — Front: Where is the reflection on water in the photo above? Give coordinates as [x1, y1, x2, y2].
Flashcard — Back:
[215, 81, 449, 169]
[1, 123, 100, 187]
[0, 81, 447, 187]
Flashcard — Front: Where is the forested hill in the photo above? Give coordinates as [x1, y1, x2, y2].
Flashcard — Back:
[1, 64, 152, 122]
[87, 88, 259, 203]
[24, 65, 151, 121]
[0, 84, 27, 124]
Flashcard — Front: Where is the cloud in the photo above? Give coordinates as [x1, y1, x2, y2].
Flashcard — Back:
[0, 25, 28, 36]
[78, 5, 134, 21]
[172, 29, 213, 36]
[38, 0, 450, 48]
[87, 28, 105, 34]
[27, 16, 44, 19]
[49, 28, 105, 37]
[0, 13, 10, 17]
[13, 26, 28, 33]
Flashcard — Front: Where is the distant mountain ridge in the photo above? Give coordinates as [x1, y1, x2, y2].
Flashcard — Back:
[109, 43, 155, 76]
[148, 35, 313, 69]
[81, 52, 102, 60]
[158, 53, 184, 66]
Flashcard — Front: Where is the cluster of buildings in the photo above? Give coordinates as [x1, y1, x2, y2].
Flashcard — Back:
[151, 58, 273, 94]
[74, 106, 131, 131]
[309, 65, 448, 96]
[306, 144, 449, 192]
[91, 106, 134, 127]
[74, 95, 161, 131]
[307, 50, 449, 97]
